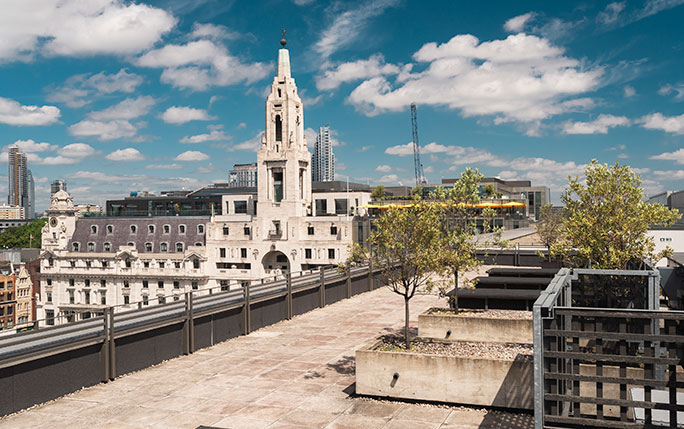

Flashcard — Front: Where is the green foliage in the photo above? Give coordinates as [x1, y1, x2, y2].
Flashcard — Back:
[553, 161, 681, 269]
[482, 183, 496, 197]
[537, 204, 564, 258]
[371, 185, 385, 200]
[0, 218, 47, 249]
[411, 185, 423, 199]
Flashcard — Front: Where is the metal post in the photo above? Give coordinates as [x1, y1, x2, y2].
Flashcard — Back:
[101, 308, 110, 382]
[183, 291, 194, 355]
[108, 307, 115, 380]
[286, 272, 293, 319]
[243, 282, 251, 335]
[369, 260, 374, 291]
[346, 266, 352, 298]
[533, 301, 544, 429]
[319, 267, 326, 308]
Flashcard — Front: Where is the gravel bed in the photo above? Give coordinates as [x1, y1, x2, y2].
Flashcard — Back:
[378, 336, 533, 361]
[427, 308, 533, 319]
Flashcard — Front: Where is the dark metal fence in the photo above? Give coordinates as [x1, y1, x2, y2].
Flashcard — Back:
[0, 265, 377, 416]
[533, 267, 684, 428]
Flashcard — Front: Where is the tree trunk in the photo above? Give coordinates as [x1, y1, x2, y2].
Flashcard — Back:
[453, 270, 459, 312]
[404, 296, 410, 350]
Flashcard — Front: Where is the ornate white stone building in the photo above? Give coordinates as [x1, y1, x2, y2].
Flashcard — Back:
[36, 38, 371, 325]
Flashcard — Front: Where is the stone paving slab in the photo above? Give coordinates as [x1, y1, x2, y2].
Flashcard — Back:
[0, 286, 533, 429]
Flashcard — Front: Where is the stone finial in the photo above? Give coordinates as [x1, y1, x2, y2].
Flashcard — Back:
[280, 29, 287, 47]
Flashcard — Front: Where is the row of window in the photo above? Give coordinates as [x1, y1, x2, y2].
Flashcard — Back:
[307, 225, 338, 236]
[73, 241, 201, 252]
[91, 224, 205, 235]
[306, 248, 337, 259]
[0, 281, 13, 290]
[219, 248, 249, 259]
[221, 225, 251, 236]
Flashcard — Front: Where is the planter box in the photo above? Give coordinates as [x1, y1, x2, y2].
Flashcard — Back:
[418, 310, 532, 344]
[355, 338, 534, 410]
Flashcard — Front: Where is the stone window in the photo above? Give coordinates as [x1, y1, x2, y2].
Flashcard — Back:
[46, 310, 54, 325]
[158, 296, 166, 304]
[71, 261, 76, 267]
[69, 289, 75, 304]
[90, 225, 98, 234]
[142, 280, 148, 289]
[234, 201, 247, 214]
[130, 225, 137, 234]
[69, 278, 75, 286]
[334, 199, 348, 215]
[307, 225, 314, 235]
[328, 248, 335, 259]
[315, 199, 327, 215]
[46, 278, 52, 286]
[86, 260, 91, 268]
[143, 261, 150, 268]
[220, 248, 226, 258]
[220, 280, 229, 291]
[103, 242, 111, 252]
[174, 262, 181, 269]
[244, 226, 251, 236]
[101, 294, 106, 305]
[48, 257, 53, 267]
[330, 226, 338, 235]
[102, 260, 108, 268]
[163, 224, 170, 234]
[179, 225, 186, 234]
[195, 242, 203, 247]
[192, 281, 198, 290]
[125, 258, 131, 268]
[173, 281, 180, 289]
[222, 225, 229, 235]
[143, 295, 149, 306]
[101, 280, 106, 288]
[176, 242, 184, 253]
[159, 262, 165, 268]
[72, 242, 80, 252]
[123, 295, 129, 305]
[88, 242, 95, 252]
[193, 259, 200, 269]
[148, 225, 155, 234]
[127, 242, 134, 247]
[85, 279, 90, 287]
[241, 248, 247, 258]
[145, 242, 153, 252]
[158, 281, 164, 289]
[197, 224, 205, 234]
[275, 114, 282, 141]
[47, 292, 52, 303]
[305, 248, 312, 259]
[106, 225, 113, 234]
[84, 291, 90, 305]
[160, 242, 168, 252]
[124, 280, 130, 288]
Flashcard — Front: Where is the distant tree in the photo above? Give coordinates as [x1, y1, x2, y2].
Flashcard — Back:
[537, 204, 564, 261]
[553, 161, 681, 269]
[411, 185, 424, 199]
[371, 185, 385, 200]
[433, 168, 505, 310]
[482, 184, 496, 198]
[0, 218, 47, 249]
[349, 201, 443, 349]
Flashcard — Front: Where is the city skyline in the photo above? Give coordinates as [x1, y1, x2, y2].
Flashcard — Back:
[0, 1, 683, 212]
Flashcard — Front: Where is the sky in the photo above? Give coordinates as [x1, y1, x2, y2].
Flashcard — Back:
[1, 0, 684, 212]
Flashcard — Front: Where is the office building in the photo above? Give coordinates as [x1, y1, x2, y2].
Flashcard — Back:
[649, 190, 684, 226]
[27, 170, 35, 219]
[51, 180, 67, 196]
[8, 147, 29, 218]
[0, 205, 24, 220]
[228, 163, 257, 188]
[312, 126, 335, 182]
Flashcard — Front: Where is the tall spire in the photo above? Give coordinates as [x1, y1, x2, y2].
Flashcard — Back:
[277, 29, 291, 78]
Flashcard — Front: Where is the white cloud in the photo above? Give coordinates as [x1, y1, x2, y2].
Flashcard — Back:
[293, 0, 315, 5]
[161, 106, 215, 124]
[640, 113, 684, 135]
[304, 128, 317, 148]
[375, 164, 392, 172]
[562, 114, 630, 134]
[88, 96, 156, 121]
[637, 0, 684, 19]
[230, 132, 263, 152]
[347, 33, 603, 126]
[504, 12, 535, 32]
[316, 54, 400, 91]
[314, 0, 399, 62]
[6, 139, 57, 152]
[0, 0, 176, 62]
[658, 83, 684, 100]
[136, 39, 269, 91]
[180, 129, 230, 144]
[650, 148, 684, 164]
[378, 174, 399, 184]
[385, 141, 507, 168]
[34, 142, 97, 165]
[106, 148, 145, 161]
[623, 85, 636, 98]
[0, 96, 60, 125]
[69, 119, 137, 141]
[175, 150, 209, 161]
[653, 169, 684, 179]
[146, 163, 182, 170]
[189, 23, 238, 41]
[47, 69, 143, 108]
[597, 2, 626, 24]
[359, 145, 374, 152]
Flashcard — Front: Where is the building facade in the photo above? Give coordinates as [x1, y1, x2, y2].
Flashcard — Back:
[51, 179, 67, 196]
[74, 204, 103, 217]
[228, 163, 258, 188]
[8, 147, 30, 219]
[649, 190, 684, 226]
[36, 40, 371, 325]
[0, 263, 16, 331]
[312, 125, 335, 182]
[0, 204, 25, 220]
[15, 264, 33, 328]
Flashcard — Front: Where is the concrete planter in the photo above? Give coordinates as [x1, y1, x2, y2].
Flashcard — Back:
[355, 338, 534, 410]
[418, 309, 532, 344]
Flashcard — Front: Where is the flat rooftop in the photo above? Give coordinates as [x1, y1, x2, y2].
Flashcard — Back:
[0, 287, 532, 428]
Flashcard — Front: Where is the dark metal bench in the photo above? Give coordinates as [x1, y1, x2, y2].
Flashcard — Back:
[486, 267, 559, 278]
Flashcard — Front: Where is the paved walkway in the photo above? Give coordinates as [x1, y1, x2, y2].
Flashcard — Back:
[0, 287, 533, 429]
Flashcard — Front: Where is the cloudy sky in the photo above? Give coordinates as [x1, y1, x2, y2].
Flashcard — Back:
[1, 0, 683, 211]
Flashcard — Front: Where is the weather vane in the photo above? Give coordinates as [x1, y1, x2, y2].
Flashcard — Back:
[281, 29, 287, 47]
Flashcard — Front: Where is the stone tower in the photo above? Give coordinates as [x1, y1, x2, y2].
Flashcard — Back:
[256, 33, 312, 222]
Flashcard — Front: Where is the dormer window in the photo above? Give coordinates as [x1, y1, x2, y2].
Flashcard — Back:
[125, 258, 131, 268]
[107, 225, 113, 234]
[127, 242, 134, 247]
[145, 242, 153, 252]
[160, 242, 168, 252]
[197, 224, 204, 234]
[176, 242, 184, 252]
[103, 242, 111, 252]
[130, 225, 137, 234]
[148, 225, 155, 234]
[87, 242, 95, 252]
[163, 224, 170, 234]
[90, 225, 97, 234]
[179, 225, 186, 234]
[72, 242, 80, 252]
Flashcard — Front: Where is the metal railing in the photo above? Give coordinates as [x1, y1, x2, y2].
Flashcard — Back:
[532, 267, 684, 428]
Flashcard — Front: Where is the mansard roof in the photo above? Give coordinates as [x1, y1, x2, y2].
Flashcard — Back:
[68, 216, 209, 253]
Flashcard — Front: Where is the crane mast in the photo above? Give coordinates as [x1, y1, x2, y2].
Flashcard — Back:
[410, 103, 426, 186]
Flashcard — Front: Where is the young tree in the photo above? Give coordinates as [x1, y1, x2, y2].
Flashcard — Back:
[433, 168, 505, 310]
[349, 201, 443, 348]
[482, 184, 496, 198]
[554, 161, 681, 269]
[537, 204, 563, 261]
[371, 185, 385, 200]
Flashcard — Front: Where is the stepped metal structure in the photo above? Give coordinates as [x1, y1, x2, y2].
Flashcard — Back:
[410, 103, 427, 186]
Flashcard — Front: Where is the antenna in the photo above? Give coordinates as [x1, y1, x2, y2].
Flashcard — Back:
[410, 103, 427, 186]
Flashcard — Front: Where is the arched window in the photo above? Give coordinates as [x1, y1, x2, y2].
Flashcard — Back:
[72, 242, 80, 252]
[275, 114, 282, 141]
[145, 242, 153, 252]
[197, 224, 204, 234]
[130, 225, 137, 234]
[163, 224, 170, 234]
[193, 259, 200, 269]
[103, 242, 111, 252]
[195, 242, 203, 247]
[176, 242, 184, 253]
[90, 225, 98, 234]
[160, 242, 168, 252]
[107, 225, 113, 234]
[148, 225, 155, 234]
[125, 258, 131, 268]
[179, 225, 186, 234]
[87, 242, 95, 252]
[127, 242, 135, 247]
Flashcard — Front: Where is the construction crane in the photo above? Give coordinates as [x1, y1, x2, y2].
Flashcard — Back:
[410, 103, 427, 186]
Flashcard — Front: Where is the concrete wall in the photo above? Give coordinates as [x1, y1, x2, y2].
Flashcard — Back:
[418, 311, 532, 344]
[356, 339, 534, 410]
[647, 229, 684, 266]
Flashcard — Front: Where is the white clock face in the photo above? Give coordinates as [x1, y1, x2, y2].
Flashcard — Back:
[49, 217, 58, 227]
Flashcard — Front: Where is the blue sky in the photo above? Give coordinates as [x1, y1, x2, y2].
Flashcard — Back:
[1, 0, 683, 211]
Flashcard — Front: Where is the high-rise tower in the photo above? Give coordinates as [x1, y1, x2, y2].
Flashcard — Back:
[312, 126, 335, 182]
[256, 31, 311, 219]
[8, 146, 29, 218]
